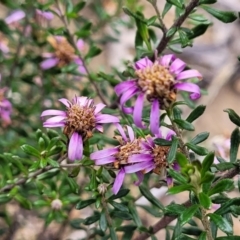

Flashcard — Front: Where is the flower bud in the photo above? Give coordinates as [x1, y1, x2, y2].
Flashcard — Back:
[51, 199, 62, 211]
[97, 183, 107, 195]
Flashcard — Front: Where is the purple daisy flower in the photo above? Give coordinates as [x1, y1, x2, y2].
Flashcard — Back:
[41, 96, 119, 161]
[115, 55, 202, 135]
[90, 124, 148, 194]
[40, 36, 86, 75]
[128, 129, 179, 187]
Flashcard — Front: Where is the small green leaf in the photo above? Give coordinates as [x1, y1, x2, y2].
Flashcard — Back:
[213, 162, 234, 171]
[187, 24, 211, 39]
[73, 1, 86, 13]
[165, 203, 186, 216]
[0, 194, 12, 204]
[166, 27, 177, 38]
[84, 212, 100, 225]
[109, 201, 129, 212]
[199, 0, 217, 4]
[146, 16, 157, 26]
[201, 152, 214, 177]
[168, 168, 187, 184]
[167, 0, 184, 9]
[230, 127, 239, 162]
[47, 158, 60, 168]
[85, 46, 102, 59]
[139, 185, 164, 209]
[37, 168, 60, 180]
[224, 108, 240, 127]
[216, 237, 240, 240]
[176, 152, 189, 167]
[198, 232, 207, 240]
[111, 210, 132, 220]
[208, 213, 233, 235]
[137, 205, 162, 217]
[180, 205, 199, 226]
[21, 144, 40, 157]
[99, 210, 107, 232]
[110, 227, 118, 240]
[14, 195, 32, 210]
[201, 5, 237, 23]
[186, 143, 208, 156]
[168, 184, 194, 194]
[215, 198, 240, 215]
[154, 138, 172, 146]
[178, 29, 190, 48]
[174, 119, 195, 131]
[162, 2, 172, 18]
[190, 132, 210, 145]
[199, 192, 212, 209]
[75, 199, 96, 210]
[200, 172, 214, 184]
[186, 105, 206, 123]
[208, 179, 234, 196]
[167, 137, 179, 164]
[129, 203, 142, 227]
[108, 189, 129, 200]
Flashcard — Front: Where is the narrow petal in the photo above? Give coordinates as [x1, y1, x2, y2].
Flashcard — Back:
[0, 43, 9, 53]
[5, 10, 25, 24]
[174, 82, 201, 100]
[133, 92, 145, 128]
[44, 115, 66, 124]
[68, 132, 83, 161]
[135, 57, 153, 70]
[150, 99, 160, 135]
[113, 168, 125, 195]
[134, 171, 144, 186]
[40, 58, 59, 69]
[170, 58, 186, 75]
[94, 103, 106, 114]
[128, 154, 153, 163]
[76, 39, 84, 51]
[96, 114, 119, 123]
[43, 122, 65, 128]
[40, 10, 54, 20]
[167, 177, 173, 188]
[42, 52, 55, 58]
[159, 54, 175, 67]
[124, 161, 153, 174]
[95, 125, 103, 133]
[126, 126, 135, 142]
[173, 162, 180, 171]
[41, 110, 66, 117]
[176, 69, 202, 80]
[114, 123, 127, 142]
[166, 129, 176, 141]
[115, 80, 137, 96]
[58, 98, 71, 107]
[90, 148, 119, 160]
[120, 86, 139, 107]
[95, 156, 116, 165]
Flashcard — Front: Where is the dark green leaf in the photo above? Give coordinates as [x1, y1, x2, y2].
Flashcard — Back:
[85, 46, 102, 59]
[174, 119, 195, 131]
[168, 184, 194, 194]
[129, 203, 142, 227]
[201, 152, 214, 177]
[146, 16, 157, 26]
[167, 137, 179, 164]
[73, 1, 86, 13]
[166, 27, 177, 38]
[47, 158, 60, 168]
[186, 105, 206, 123]
[76, 199, 96, 210]
[190, 132, 210, 145]
[187, 24, 211, 39]
[171, 219, 182, 240]
[230, 205, 240, 215]
[110, 227, 118, 240]
[215, 198, 240, 215]
[178, 29, 190, 48]
[116, 225, 137, 232]
[186, 143, 208, 156]
[0, 19, 11, 35]
[108, 189, 129, 200]
[154, 138, 172, 146]
[216, 237, 240, 240]
[137, 205, 162, 217]
[99, 211, 107, 232]
[162, 2, 172, 18]
[84, 212, 100, 225]
[188, 14, 209, 23]
[180, 205, 199, 226]
[66, 177, 79, 194]
[199, 0, 217, 4]
[198, 232, 207, 240]
[139, 185, 164, 209]
[111, 210, 132, 220]
[21, 144, 40, 157]
[173, 106, 182, 119]
[201, 5, 237, 23]
[109, 201, 129, 212]
[0, 194, 11, 204]
[167, 0, 184, 9]
[200, 172, 214, 184]
[14, 195, 32, 210]
[168, 168, 187, 184]
[224, 108, 240, 127]
[208, 179, 234, 196]
[165, 203, 186, 216]
[230, 127, 239, 162]
[208, 213, 233, 235]
[199, 192, 212, 209]
[37, 168, 60, 180]
[213, 162, 234, 171]
[176, 152, 189, 167]
[182, 226, 202, 236]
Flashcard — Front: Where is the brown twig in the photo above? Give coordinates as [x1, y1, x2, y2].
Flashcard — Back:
[0, 154, 67, 193]
[134, 167, 240, 240]
[153, 0, 200, 58]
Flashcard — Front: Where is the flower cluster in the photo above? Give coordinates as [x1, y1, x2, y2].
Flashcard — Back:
[41, 96, 119, 161]
[90, 125, 178, 194]
[115, 55, 202, 135]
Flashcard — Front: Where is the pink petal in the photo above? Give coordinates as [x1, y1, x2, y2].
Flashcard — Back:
[95, 156, 116, 165]
[124, 161, 154, 174]
[134, 171, 144, 186]
[174, 82, 201, 100]
[94, 103, 106, 114]
[159, 54, 175, 67]
[126, 126, 135, 142]
[43, 122, 65, 128]
[76, 39, 84, 51]
[113, 168, 125, 195]
[90, 148, 119, 160]
[170, 58, 186, 75]
[36, 9, 54, 20]
[96, 114, 119, 123]
[59, 98, 71, 107]
[166, 129, 176, 141]
[135, 57, 153, 70]
[128, 154, 152, 163]
[40, 58, 59, 69]
[167, 177, 173, 188]
[176, 69, 202, 80]
[95, 125, 103, 133]
[44, 115, 66, 124]
[42, 52, 55, 58]
[68, 132, 83, 161]
[150, 99, 160, 135]
[41, 110, 66, 117]
[0, 43, 9, 54]
[133, 93, 145, 128]
[120, 86, 139, 111]
[5, 10, 25, 24]
[115, 123, 127, 142]
[115, 80, 137, 96]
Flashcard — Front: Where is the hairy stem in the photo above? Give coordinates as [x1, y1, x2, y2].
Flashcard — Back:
[201, 207, 213, 240]
[101, 197, 113, 227]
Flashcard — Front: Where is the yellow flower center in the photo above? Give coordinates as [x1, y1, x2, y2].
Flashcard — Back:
[135, 62, 177, 109]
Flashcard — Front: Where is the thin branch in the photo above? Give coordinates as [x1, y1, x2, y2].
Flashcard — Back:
[55, 0, 109, 107]
[0, 154, 67, 193]
[134, 166, 240, 240]
[154, 0, 200, 58]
